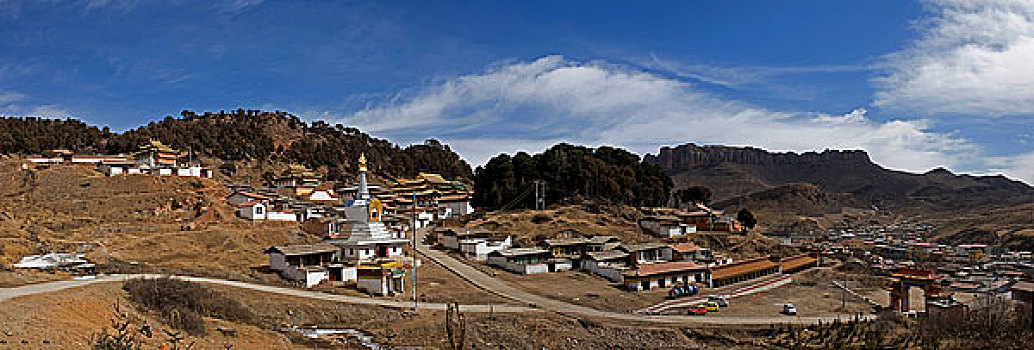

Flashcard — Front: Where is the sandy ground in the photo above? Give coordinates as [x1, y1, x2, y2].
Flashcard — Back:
[0, 280, 762, 349]
[0, 282, 297, 349]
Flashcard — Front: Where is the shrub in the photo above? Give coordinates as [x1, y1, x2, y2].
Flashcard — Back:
[123, 277, 254, 336]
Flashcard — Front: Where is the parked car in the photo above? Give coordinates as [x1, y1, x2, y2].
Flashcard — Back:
[686, 305, 708, 316]
[781, 303, 797, 315]
[704, 302, 721, 312]
[708, 295, 729, 307]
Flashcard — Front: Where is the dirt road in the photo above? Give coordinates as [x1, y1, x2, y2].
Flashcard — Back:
[0, 274, 534, 313]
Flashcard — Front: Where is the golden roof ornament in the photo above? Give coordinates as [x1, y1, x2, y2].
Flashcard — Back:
[358, 153, 367, 172]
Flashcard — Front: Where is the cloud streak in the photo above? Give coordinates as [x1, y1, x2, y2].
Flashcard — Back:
[875, 0, 1034, 116]
[335, 56, 987, 180]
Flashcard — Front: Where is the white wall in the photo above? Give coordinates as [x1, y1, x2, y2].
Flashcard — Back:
[266, 211, 297, 221]
[304, 269, 328, 288]
[239, 204, 266, 220]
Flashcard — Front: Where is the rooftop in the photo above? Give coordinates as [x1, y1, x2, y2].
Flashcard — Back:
[491, 247, 550, 257]
[619, 242, 669, 252]
[264, 243, 339, 256]
[623, 261, 707, 277]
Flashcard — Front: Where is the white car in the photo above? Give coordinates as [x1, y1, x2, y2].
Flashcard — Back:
[782, 303, 798, 315]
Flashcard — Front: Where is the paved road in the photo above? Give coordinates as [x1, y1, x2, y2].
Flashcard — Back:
[415, 229, 873, 325]
[0, 274, 534, 313]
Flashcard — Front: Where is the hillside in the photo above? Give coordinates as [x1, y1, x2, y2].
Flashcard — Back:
[0, 110, 473, 182]
[0, 158, 312, 278]
[646, 143, 1034, 238]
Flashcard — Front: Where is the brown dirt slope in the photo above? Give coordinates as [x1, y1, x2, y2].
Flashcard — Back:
[0, 159, 316, 278]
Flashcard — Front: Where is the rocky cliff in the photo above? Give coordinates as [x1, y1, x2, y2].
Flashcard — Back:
[646, 143, 1034, 213]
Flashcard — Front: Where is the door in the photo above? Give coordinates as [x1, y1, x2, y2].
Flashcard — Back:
[377, 246, 388, 257]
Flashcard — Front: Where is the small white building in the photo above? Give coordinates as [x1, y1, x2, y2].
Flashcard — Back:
[580, 250, 630, 282]
[266, 209, 298, 221]
[226, 192, 274, 206]
[265, 244, 341, 288]
[487, 248, 551, 275]
[459, 235, 512, 260]
[237, 201, 267, 220]
[639, 216, 694, 238]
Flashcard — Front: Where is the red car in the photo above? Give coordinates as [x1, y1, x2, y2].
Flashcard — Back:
[687, 305, 708, 316]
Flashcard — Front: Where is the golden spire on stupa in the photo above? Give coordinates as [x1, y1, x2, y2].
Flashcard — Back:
[358, 153, 367, 172]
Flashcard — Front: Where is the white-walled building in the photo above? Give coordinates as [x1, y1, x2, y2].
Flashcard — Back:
[265, 244, 342, 288]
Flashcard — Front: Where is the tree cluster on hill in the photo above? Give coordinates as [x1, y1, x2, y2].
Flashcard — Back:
[0, 110, 472, 181]
[473, 144, 672, 209]
[0, 117, 112, 154]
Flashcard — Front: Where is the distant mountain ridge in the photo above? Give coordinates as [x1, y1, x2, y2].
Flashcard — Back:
[645, 143, 1034, 212]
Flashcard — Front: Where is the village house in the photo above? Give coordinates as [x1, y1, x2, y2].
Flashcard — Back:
[438, 229, 512, 260]
[226, 191, 274, 206]
[668, 243, 715, 263]
[487, 247, 552, 274]
[618, 242, 673, 265]
[237, 201, 267, 220]
[541, 238, 590, 260]
[622, 261, 711, 291]
[639, 215, 695, 237]
[274, 165, 321, 196]
[585, 235, 621, 252]
[1009, 281, 1034, 305]
[580, 250, 631, 282]
[356, 261, 407, 296]
[265, 244, 343, 287]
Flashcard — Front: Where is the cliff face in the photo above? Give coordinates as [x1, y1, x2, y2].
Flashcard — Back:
[646, 143, 1034, 212]
[645, 144, 873, 171]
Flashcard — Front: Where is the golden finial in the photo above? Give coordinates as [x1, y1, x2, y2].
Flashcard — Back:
[358, 152, 367, 172]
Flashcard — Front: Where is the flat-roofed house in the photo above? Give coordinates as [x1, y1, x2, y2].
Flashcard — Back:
[669, 243, 714, 263]
[265, 244, 342, 287]
[542, 238, 590, 259]
[487, 248, 551, 274]
[459, 234, 512, 261]
[227, 191, 273, 206]
[639, 216, 694, 238]
[586, 235, 621, 252]
[622, 261, 711, 291]
[357, 261, 406, 296]
[581, 250, 630, 282]
[618, 242, 673, 265]
[237, 201, 267, 220]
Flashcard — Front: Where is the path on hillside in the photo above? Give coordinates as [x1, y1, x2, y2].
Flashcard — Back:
[413, 229, 873, 325]
[0, 274, 534, 313]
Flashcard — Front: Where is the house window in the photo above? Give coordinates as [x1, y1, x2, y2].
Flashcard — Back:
[255, 206, 264, 215]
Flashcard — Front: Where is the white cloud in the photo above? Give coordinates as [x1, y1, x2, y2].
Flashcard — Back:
[338, 56, 978, 174]
[985, 151, 1034, 185]
[0, 90, 71, 118]
[874, 0, 1034, 116]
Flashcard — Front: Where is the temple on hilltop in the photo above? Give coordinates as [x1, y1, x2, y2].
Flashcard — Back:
[325, 153, 410, 264]
[132, 140, 178, 168]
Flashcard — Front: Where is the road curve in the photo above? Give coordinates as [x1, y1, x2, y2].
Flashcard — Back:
[414, 229, 874, 325]
[0, 274, 534, 313]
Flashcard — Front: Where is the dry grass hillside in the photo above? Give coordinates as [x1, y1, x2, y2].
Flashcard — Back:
[477, 202, 647, 246]
[0, 158, 317, 279]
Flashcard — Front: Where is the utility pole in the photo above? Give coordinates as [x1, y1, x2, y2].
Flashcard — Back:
[411, 191, 418, 310]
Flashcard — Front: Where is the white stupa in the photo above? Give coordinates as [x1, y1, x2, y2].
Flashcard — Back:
[326, 153, 409, 263]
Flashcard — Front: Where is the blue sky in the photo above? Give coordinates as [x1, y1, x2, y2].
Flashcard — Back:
[1, 0, 1032, 183]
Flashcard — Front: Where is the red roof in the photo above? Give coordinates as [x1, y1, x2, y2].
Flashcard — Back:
[236, 201, 262, 207]
[622, 261, 707, 277]
[236, 192, 272, 200]
[669, 243, 704, 253]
